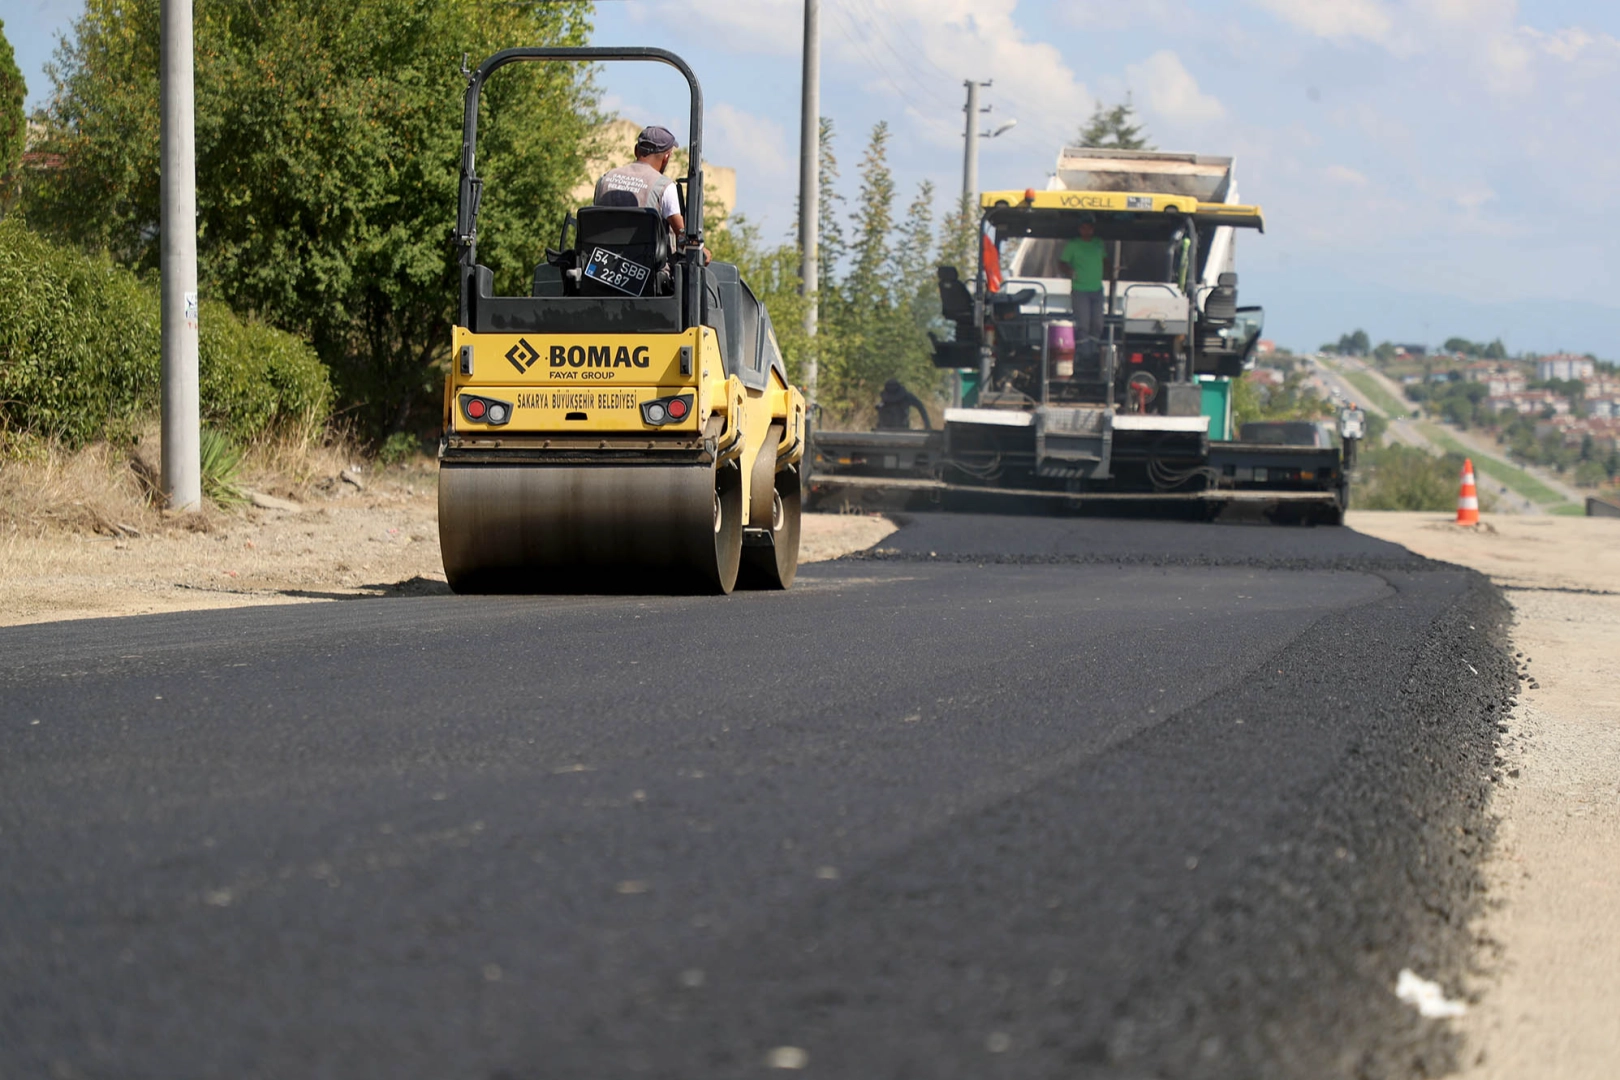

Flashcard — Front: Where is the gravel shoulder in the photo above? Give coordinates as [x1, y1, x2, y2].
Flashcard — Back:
[1347, 510, 1620, 1077]
[0, 463, 895, 628]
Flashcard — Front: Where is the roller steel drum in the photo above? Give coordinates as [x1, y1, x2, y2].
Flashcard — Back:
[439, 462, 743, 594]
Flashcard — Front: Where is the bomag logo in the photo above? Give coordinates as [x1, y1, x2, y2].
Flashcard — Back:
[506, 338, 541, 374]
[549, 344, 651, 369]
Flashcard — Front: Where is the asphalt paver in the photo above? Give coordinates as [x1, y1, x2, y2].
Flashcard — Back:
[0, 515, 1515, 1079]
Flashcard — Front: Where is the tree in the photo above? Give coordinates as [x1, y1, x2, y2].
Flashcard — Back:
[0, 18, 24, 217]
[1575, 458, 1609, 488]
[936, 191, 977, 283]
[1077, 98, 1152, 150]
[24, 0, 596, 438]
[820, 122, 938, 413]
[1443, 336, 1480, 357]
[1336, 329, 1370, 356]
[707, 118, 964, 423]
[707, 214, 805, 383]
[815, 116, 845, 300]
[1483, 337, 1508, 360]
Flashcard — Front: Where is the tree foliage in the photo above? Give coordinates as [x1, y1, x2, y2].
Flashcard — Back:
[711, 120, 965, 424]
[812, 122, 952, 421]
[23, 0, 596, 438]
[1231, 368, 1334, 430]
[1326, 329, 1370, 356]
[1356, 445, 1478, 511]
[0, 18, 24, 214]
[0, 216, 330, 448]
[1076, 99, 1152, 151]
[1442, 335, 1507, 359]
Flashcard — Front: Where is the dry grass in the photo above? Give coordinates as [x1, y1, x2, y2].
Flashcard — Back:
[0, 423, 895, 628]
[0, 437, 171, 541]
[241, 420, 364, 501]
[0, 421, 363, 543]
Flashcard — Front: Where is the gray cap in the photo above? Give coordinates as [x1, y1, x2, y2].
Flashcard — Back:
[635, 125, 678, 155]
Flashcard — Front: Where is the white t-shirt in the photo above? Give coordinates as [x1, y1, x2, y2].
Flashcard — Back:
[659, 181, 682, 223]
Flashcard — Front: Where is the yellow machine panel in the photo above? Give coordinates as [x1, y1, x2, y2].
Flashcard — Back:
[451, 327, 713, 385]
[979, 189, 1265, 231]
[452, 385, 701, 433]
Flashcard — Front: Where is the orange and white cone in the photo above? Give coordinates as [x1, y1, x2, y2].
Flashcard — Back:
[1456, 458, 1480, 525]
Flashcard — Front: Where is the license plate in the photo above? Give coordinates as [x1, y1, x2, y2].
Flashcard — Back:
[583, 247, 652, 296]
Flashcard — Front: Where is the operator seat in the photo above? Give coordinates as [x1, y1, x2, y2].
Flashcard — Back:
[573, 206, 673, 297]
[928, 265, 984, 368]
[938, 265, 975, 324]
[1204, 271, 1238, 324]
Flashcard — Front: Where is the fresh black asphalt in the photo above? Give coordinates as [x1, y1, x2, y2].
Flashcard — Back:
[0, 515, 1516, 1079]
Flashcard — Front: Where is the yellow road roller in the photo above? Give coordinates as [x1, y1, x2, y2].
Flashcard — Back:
[438, 48, 806, 594]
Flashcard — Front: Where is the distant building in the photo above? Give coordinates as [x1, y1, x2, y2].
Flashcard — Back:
[1463, 361, 1526, 391]
[1536, 354, 1596, 382]
[1535, 416, 1620, 452]
[1486, 373, 1528, 397]
[1584, 377, 1620, 400]
[1394, 344, 1428, 357]
[1486, 389, 1571, 417]
[1584, 378, 1620, 420]
[20, 120, 65, 172]
[1256, 339, 1276, 356]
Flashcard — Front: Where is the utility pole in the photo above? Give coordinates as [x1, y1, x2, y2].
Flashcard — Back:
[160, 0, 201, 510]
[798, 0, 820, 410]
[962, 79, 991, 204]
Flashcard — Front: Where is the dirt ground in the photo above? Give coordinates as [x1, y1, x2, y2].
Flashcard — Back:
[0, 453, 895, 628]
[1347, 511, 1620, 1078]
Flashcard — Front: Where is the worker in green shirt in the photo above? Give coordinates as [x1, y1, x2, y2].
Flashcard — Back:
[1059, 220, 1109, 346]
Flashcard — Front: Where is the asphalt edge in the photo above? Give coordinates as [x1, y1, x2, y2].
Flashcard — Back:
[1114, 567, 1518, 1078]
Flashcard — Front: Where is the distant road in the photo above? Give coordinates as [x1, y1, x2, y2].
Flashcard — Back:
[1311, 357, 1439, 454]
[1316, 356, 1567, 515]
[1, 515, 1512, 1078]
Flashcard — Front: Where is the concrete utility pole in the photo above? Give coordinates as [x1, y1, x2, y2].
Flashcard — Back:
[962, 79, 992, 204]
[798, 0, 820, 409]
[160, 0, 201, 510]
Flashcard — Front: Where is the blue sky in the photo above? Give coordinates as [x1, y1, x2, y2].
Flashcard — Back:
[10, 1, 1620, 355]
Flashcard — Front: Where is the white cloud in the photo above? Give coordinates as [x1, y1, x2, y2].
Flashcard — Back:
[1126, 51, 1226, 125]
[1409, 0, 1516, 29]
[647, 0, 803, 55]
[707, 103, 793, 179]
[1323, 164, 1369, 188]
[655, 0, 1094, 153]
[1249, 0, 1393, 44]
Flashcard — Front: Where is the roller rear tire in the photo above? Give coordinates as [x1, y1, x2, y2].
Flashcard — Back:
[738, 466, 801, 590]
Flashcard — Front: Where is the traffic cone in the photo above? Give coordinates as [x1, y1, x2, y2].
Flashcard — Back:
[1456, 458, 1480, 525]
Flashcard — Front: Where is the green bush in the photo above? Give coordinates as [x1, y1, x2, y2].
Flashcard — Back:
[0, 216, 330, 446]
[199, 427, 246, 506]
[377, 431, 420, 467]
[1355, 444, 1479, 511]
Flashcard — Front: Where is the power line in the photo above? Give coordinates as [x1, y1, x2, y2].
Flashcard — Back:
[860, 0, 966, 85]
[826, 2, 937, 120]
[845, 0, 957, 112]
